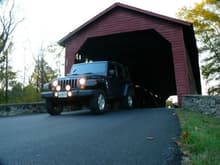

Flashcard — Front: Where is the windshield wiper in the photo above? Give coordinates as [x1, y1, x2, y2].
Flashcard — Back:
[83, 72, 93, 74]
[69, 69, 79, 75]
[67, 73, 78, 76]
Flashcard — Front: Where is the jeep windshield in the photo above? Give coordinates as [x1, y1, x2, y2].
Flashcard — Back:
[69, 62, 107, 75]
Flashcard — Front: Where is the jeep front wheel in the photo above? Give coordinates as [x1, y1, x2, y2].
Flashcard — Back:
[89, 90, 107, 114]
[46, 100, 63, 115]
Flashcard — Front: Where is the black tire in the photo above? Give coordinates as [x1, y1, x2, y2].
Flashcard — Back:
[89, 90, 107, 114]
[46, 100, 63, 115]
[121, 90, 134, 109]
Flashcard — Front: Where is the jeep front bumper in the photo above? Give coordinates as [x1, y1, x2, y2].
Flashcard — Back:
[41, 89, 96, 99]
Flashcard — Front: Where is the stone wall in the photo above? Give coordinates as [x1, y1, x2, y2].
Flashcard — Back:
[182, 95, 220, 118]
[0, 102, 46, 117]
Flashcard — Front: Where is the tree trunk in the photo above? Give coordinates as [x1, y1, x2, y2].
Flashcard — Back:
[5, 50, 8, 103]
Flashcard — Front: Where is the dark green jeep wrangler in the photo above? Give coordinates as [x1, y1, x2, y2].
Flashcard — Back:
[41, 61, 135, 115]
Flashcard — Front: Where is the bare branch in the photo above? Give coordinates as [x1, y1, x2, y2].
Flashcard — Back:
[0, 0, 23, 54]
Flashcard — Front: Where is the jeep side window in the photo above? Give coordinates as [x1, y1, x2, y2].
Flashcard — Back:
[108, 64, 117, 77]
[116, 65, 124, 78]
[124, 67, 129, 79]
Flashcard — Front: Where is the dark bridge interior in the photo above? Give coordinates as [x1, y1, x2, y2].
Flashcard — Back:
[78, 29, 177, 106]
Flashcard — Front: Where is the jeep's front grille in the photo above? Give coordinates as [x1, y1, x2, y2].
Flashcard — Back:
[58, 79, 77, 90]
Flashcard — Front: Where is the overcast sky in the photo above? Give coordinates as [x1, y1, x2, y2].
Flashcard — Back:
[14, 0, 200, 45]
[11, 0, 202, 89]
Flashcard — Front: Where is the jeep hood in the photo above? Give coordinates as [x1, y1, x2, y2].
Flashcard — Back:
[55, 74, 106, 81]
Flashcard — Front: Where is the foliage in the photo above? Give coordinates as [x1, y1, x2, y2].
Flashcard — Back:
[47, 43, 64, 77]
[21, 85, 41, 102]
[0, 83, 42, 104]
[176, 109, 220, 165]
[177, 0, 220, 95]
[0, 43, 58, 104]
[0, 0, 23, 55]
[0, 63, 17, 102]
[30, 55, 57, 93]
[0, 1, 57, 104]
[0, 1, 59, 104]
[165, 100, 173, 107]
[0, 65, 16, 85]
[8, 82, 23, 102]
[0, 0, 23, 102]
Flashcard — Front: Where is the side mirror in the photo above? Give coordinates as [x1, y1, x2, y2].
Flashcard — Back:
[43, 83, 50, 90]
[109, 69, 115, 76]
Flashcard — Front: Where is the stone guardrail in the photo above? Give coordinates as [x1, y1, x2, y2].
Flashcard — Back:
[0, 102, 46, 117]
[182, 95, 220, 118]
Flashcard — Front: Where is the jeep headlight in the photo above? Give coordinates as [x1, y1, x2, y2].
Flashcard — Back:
[56, 85, 61, 91]
[79, 78, 86, 85]
[52, 80, 58, 87]
[79, 78, 86, 89]
[65, 84, 71, 91]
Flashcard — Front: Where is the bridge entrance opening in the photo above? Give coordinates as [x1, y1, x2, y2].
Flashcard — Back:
[77, 29, 177, 106]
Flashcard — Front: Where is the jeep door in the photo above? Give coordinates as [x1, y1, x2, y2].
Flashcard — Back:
[107, 63, 124, 98]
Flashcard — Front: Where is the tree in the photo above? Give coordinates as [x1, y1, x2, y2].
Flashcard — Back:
[4, 83, 42, 103]
[8, 82, 23, 103]
[177, 0, 220, 95]
[0, 0, 23, 53]
[30, 48, 57, 92]
[0, 0, 23, 102]
[47, 43, 64, 77]
[0, 40, 17, 103]
[0, 64, 16, 103]
[22, 84, 41, 102]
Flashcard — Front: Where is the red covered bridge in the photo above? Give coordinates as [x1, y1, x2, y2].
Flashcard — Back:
[59, 3, 201, 106]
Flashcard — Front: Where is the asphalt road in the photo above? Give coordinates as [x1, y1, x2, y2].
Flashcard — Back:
[0, 108, 181, 165]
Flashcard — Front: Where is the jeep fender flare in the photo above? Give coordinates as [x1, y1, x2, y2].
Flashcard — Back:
[123, 84, 134, 97]
[96, 80, 108, 94]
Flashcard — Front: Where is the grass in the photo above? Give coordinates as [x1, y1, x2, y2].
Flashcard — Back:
[175, 109, 220, 165]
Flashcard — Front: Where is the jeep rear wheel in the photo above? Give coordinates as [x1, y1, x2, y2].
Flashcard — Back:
[121, 90, 134, 109]
[46, 100, 63, 115]
[89, 90, 107, 114]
